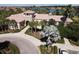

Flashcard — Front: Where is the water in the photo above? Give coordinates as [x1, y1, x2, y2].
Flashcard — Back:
[49, 9, 64, 13]
[32, 8, 64, 13]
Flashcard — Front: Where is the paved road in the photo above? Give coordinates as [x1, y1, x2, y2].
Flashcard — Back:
[0, 33, 40, 54]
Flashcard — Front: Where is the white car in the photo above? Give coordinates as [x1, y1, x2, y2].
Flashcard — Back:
[61, 50, 69, 54]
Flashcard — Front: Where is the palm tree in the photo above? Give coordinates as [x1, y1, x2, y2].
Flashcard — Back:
[48, 19, 56, 25]
[33, 21, 39, 32]
[29, 21, 35, 32]
[63, 5, 72, 18]
[0, 19, 10, 31]
[9, 20, 17, 30]
[61, 5, 72, 26]
[40, 20, 48, 29]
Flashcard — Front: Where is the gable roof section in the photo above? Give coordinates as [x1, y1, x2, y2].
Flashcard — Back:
[6, 10, 73, 23]
[35, 13, 62, 22]
[6, 13, 26, 22]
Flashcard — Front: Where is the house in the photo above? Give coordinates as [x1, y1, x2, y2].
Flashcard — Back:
[0, 7, 17, 11]
[6, 10, 73, 29]
[6, 10, 35, 29]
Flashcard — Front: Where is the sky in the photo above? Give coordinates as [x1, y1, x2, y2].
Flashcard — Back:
[0, 4, 73, 6]
[0, 4, 78, 7]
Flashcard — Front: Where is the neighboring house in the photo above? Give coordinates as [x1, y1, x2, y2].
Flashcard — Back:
[6, 10, 73, 29]
[20, 8, 26, 12]
[0, 7, 17, 11]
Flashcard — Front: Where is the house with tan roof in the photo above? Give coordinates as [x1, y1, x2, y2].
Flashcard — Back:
[6, 10, 73, 29]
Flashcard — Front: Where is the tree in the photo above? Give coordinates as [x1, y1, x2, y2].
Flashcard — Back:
[0, 19, 11, 31]
[66, 23, 79, 42]
[48, 19, 56, 25]
[63, 5, 73, 18]
[0, 41, 10, 50]
[40, 20, 48, 29]
[61, 5, 72, 25]
[16, 8, 23, 13]
[58, 22, 79, 42]
[41, 25, 61, 44]
[9, 20, 17, 29]
[40, 25, 61, 53]
[55, 9, 59, 15]
[37, 8, 49, 14]
[28, 21, 34, 32]
[33, 21, 39, 32]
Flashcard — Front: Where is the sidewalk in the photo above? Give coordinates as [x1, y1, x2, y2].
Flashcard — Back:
[64, 38, 71, 45]
[19, 25, 30, 34]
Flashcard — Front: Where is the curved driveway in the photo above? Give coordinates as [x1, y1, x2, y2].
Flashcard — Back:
[0, 26, 43, 54]
[52, 38, 79, 54]
[1, 26, 79, 54]
[0, 33, 41, 54]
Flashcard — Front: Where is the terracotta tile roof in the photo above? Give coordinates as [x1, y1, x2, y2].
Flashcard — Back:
[6, 10, 73, 23]
[35, 13, 62, 21]
[6, 13, 26, 22]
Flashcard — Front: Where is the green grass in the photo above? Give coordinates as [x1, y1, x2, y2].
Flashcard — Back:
[0, 43, 20, 54]
[26, 28, 65, 44]
[0, 30, 10, 34]
[56, 39, 64, 44]
[0, 26, 26, 34]
[0, 29, 20, 34]
[39, 45, 58, 54]
[25, 28, 42, 39]
[9, 26, 26, 33]
[9, 43, 20, 54]
[73, 16, 79, 21]
[69, 39, 79, 46]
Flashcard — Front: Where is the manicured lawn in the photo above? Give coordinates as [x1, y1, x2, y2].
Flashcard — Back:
[0, 26, 26, 34]
[25, 28, 65, 44]
[39, 45, 58, 54]
[0, 43, 20, 54]
[25, 28, 42, 39]
[9, 43, 20, 54]
[73, 16, 79, 21]
[0, 29, 20, 34]
[69, 39, 79, 46]
[0, 30, 10, 34]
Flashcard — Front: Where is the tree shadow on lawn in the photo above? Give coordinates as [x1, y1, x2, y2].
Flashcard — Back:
[40, 36, 56, 43]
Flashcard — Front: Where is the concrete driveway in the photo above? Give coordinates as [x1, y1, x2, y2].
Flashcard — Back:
[0, 33, 40, 54]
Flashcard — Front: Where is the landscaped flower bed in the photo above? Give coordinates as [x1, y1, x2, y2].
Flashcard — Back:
[39, 45, 58, 54]
[69, 39, 79, 46]
[0, 26, 26, 34]
[0, 42, 20, 54]
[56, 39, 64, 44]
[25, 28, 43, 39]
[25, 28, 65, 44]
